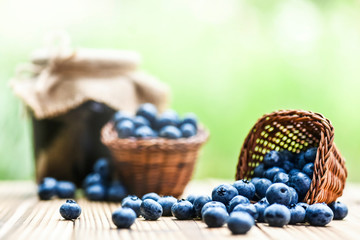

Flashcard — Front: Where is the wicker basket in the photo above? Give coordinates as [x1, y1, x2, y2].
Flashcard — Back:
[101, 122, 209, 197]
[236, 110, 347, 204]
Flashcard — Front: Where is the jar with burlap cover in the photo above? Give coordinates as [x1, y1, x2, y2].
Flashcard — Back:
[236, 110, 347, 204]
[11, 47, 169, 185]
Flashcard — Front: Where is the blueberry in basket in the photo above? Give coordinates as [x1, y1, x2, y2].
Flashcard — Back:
[156, 109, 179, 129]
[112, 103, 200, 139]
[116, 120, 135, 138]
[136, 103, 158, 125]
[159, 125, 182, 139]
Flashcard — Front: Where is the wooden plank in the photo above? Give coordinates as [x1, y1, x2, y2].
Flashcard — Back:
[0, 181, 359, 240]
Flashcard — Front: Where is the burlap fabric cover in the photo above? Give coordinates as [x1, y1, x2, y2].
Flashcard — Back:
[11, 48, 169, 184]
[12, 48, 169, 118]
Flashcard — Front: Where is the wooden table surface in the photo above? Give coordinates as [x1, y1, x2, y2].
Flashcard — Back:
[0, 180, 359, 240]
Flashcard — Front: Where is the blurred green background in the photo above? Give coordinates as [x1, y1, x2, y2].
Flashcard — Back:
[0, 0, 359, 182]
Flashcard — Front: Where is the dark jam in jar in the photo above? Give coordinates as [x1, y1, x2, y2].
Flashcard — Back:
[32, 101, 116, 186]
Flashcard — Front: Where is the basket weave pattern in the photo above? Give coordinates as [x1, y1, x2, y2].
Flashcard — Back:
[101, 122, 209, 197]
[236, 110, 347, 204]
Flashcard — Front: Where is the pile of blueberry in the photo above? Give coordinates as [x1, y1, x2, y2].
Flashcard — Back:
[82, 158, 128, 202]
[252, 148, 318, 202]
[113, 103, 198, 139]
[110, 148, 348, 234]
[38, 158, 128, 202]
[44, 147, 348, 234]
[111, 185, 347, 234]
[38, 177, 76, 200]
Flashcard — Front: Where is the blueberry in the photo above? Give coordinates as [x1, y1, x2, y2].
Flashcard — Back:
[273, 172, 289, 184]
[281, 161, 295, 173]
[122, 196, 142, 217]
[112, 207, 136, 228]
[180, 113, 198, 129]
[304, 147, 317, 163]
[288, 187, 298, 205]
[133, 115, 151, 128]
[263, 151, 283, 168]
[85, 184, 107, 201]
[302, 163, 314, 178]
[140, 199, 163, 220]
[295, 152, 307, 170]
[134, 126, 156, 138]
[297, 202, 309, 211]
[59, 200, 81, 220]
[253, 163, 265, 178]
[306, 203, 333, 226]
[228, 195, 250, 212]
[93, 158, 110, 179]
[121, 195, 137, 205]
[254, 178, 272, 199]
[266, 183, 292, 206]
[157, 196, 177, 216]
[201, 201, 227, 217]
[288, 169, 300, 176]
[136, 103, 158, 125]
[82, 173, 103, 189]
[38, 177, 57, 200]
[115, 120, 135, 138]
[328, 201, 348, 220]
[254, 198, 269, 222]
[232, 203, 258, 219]
[193, 195, 212, 217]
[211, 184, 238, 206]
[288, 172, 311, 201]
[56, 181, 76, 198]
[250, 177, 260, 186]
[264, 204, 291, 227]
[159, 126, 182, 139]
[180, 123, 197, 138]
[289, 204, 306, 224]
[107, 181, 127, 202]
[280, 150, 295, 163]
[112, 111, 132, 123]
[227, 211, 254, 234]
[263, 167, 286, 181]
[233, 179, 255, 200]
[171, 200, 194, 220]
[297, 202, 309, 223]
[156, 110, 179, 129]
[186, 194, 199, 204]
[202, 207, 229, 228]
[142, 192, 161, 201]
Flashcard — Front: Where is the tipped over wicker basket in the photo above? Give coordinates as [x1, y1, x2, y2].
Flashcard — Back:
[101, 122, 209, 197]
[236, 110, 347, 204]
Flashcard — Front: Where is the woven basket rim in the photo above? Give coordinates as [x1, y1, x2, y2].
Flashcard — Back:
[236, 109, 347, 204]
[101, 121, 209, 149]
